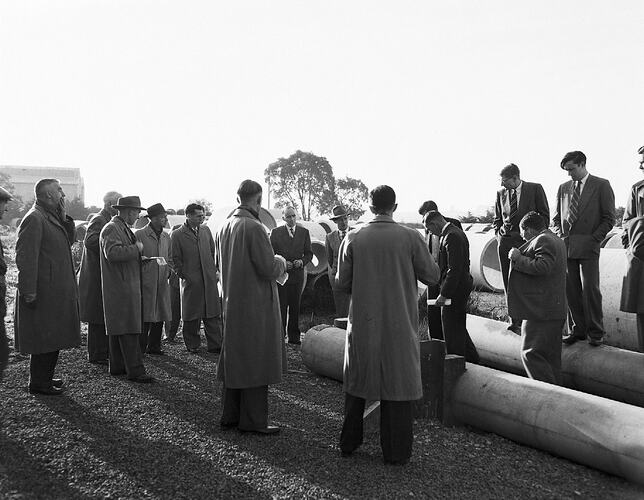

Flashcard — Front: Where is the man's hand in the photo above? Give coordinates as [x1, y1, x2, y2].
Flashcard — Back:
[286, 261, 293, 270]
[293, 259, 303, 268]
[508, 248, 521, 261]
[58, 197, 67, 221]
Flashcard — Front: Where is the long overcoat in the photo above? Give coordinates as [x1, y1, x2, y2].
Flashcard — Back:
[336, 215, 440, 401]
[100, 216, 143, 335]
[135, 223, 172, 322]
[171, 223, 220, 321]
[14, 203, 81, 354]
[215, 206, 286, 388]
[78, 208, 111, 323]
[621, 217, 644, 313]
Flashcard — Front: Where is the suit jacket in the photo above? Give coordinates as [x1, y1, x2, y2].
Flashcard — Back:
[493, 181, 549, 237]
[270, 224, 313, 286]
[552, 174, 615, 259]
[437, 223, 473, 300]
[325, 227, 353, 288]
[507, 229, 567, 321]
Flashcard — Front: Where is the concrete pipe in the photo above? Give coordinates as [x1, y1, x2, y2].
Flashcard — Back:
[451, 365, 644, 485]
[315, 217, 336, 234]
[466, 314, 644, 407]
[298, 221, 328, 242]
[465, 233, 504, 293]
[301, 326, 345, 381]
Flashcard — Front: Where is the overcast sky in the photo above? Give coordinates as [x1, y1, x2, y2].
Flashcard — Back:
[1, 0, 643, 220]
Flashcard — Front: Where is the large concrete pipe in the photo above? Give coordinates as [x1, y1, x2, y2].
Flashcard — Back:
[451, 365, 644, 485]
[466, 315, 644, 407]
[301, 326, 345, 381]
[465, 232, 504, 292]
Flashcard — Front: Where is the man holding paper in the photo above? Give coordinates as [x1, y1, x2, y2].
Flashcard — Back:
[135, 203, 173, 355]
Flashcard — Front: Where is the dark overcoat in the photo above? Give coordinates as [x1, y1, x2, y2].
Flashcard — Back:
[215, 207, 286, 388]
[325, 227, 354, 289]
[171, 223, 220, 321]
[135, 223, 172, 322]
[621, 217, 644, 313]
[507, 230, 567, 321]
[100, 216, 142, 335]
[78, 208, 111, 323]
[336, 215, 440, 401]
[14, 203, 81, 354]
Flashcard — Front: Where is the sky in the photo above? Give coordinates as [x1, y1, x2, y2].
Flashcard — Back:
[1, 0, 643, 221]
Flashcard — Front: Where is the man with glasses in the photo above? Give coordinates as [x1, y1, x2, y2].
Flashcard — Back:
[171, 203, 222, 354]
[553, 151, 615, 346]
[493, 164, 549, 334]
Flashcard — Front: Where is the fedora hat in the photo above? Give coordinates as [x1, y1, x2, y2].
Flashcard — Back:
[329, 204, 350, 220]
[146, 203, 167, 218]
[112, 196, 145, 210]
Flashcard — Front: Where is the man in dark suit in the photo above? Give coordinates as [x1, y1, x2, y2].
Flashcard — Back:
[552, 150, 615, 346]
[493, 164, 549, 334]
[508, 212, 567, 384]
[418, 200, 462, 340]
[325, 204, 353, 317]
[423, 210, 479, 363]
[270, 206, 313, 345]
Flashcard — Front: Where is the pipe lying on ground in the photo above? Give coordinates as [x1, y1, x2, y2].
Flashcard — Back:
[464, 232, 504, 293]
[451, 364, 644, 485]
[466, 315, 644, 408]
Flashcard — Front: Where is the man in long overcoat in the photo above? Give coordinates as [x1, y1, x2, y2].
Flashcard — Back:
[171, 203, 222, 353]
[508, 212, 567, 384]
[14, 179, 80, 395]
[78, 190, 121, 365]
[215, 180, 286, 434]
[135, 203, 172, 355]
[100, 196, 153, 383]
[0, 186, 13, 380]
[325, 204, 353, 317]
[336, 185, 439, 464]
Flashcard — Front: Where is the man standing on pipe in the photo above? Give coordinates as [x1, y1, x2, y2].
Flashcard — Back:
[493, 164, 549, 335]
[423, 210, 480, 363]
[508, 211, 567, 384]
[553, 151, 615, 347]
[620, 145, 644, 351]
[336, 185, 439, 464]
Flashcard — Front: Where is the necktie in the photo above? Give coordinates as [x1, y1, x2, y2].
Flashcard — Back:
[567, 181, 581, 226]
[289, 227, 294, 238]
[509, 189, 518, 225]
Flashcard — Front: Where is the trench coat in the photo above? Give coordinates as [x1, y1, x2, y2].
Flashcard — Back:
[171, 223, 220, 321]
[621, 217, 644, 313]
[78, 208, 111, 323]
[135, 223, 172, 322]
[14, 203, 81, 354]
[215, 206, 286, 388]
[336, 215, 440, 401]
[100, 216, 143, 335]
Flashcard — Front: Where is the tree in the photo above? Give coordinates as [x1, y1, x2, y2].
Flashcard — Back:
[334, 176, 369, 220]
[188, 198, 213, 216]
[265, 150, 335, 221]
[66, 196, 92, 220]
[615, 206, 625, 226]
[459, 207, 495, 224]
[0, 172, 29, 223]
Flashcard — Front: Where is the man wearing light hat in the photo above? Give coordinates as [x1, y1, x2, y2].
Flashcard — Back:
[325, 204, 353, 317]
[135, 203, 173, 355]
[100, 195, 154, 383]
[0, 185, 13, 379]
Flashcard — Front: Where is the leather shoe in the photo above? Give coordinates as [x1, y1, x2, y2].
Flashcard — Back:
[287, 340, 301, 346]
[562, 334, 585, 345]
[589, 338, 604, 346]
[29, 385, 63, 396]
[239, 425, 280, 435]
[220, 422, 238, 430]
[128, 374, 155, 383]
[384, 458, 409, 466]
[51, 378, 64, 388]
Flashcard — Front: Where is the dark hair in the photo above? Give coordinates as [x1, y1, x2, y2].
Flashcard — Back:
[561, 151, 586, 169]
[34, 178, 59, 199]
[237, 179, 263, 202]
[418, 200, 438, 215]
[185, 203, 205, 215]
[519, 211, 546, 232]
[500, 163, 520, 178]
[422, 210, 444, 225]
[369, 185, 396, 213]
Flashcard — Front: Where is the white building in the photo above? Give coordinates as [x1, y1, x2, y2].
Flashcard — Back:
[0, 166, 84, 203]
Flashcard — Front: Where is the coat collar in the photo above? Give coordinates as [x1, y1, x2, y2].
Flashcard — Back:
[33, 202, 66, 232]
[368, 214, 395, 224]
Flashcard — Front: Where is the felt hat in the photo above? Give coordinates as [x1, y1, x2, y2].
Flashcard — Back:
[329, 205, 350, 220]
[147, 203, 167, 218]
[112, 196, 145, 210]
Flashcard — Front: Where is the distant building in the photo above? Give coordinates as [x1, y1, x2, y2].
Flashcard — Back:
[0, 166, 84, 203]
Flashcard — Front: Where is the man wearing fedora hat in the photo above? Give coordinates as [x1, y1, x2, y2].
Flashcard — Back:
[135, 203, 173, 355]
[100, 195, 153, 383]
[0, 185, 13, 380]
[78, 190, 122, 366]
[325, 204, 353, 317]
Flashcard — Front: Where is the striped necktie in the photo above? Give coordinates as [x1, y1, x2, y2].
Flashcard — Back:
[289, 227, 294, 238]
[567, 181, 581, 226]
[509, 189, 518, 225]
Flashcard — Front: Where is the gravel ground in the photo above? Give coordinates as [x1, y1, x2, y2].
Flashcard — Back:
[2, 329, 643, 500]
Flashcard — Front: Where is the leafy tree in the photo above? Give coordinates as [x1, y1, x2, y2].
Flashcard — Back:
[615, 206, 625, 226]
[66, 196, 92, 220]
[334, 176, 369, 220]
[459, 207, 495, 224]
[265, 150, 335, 221]
[188, 198, 213, 216]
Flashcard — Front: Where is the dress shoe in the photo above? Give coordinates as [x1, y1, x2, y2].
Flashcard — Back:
[146, 349, 166, 356]
[90, 359, 109, 366]
[164, 337, 177, 344]
[589, 338, 604, 347]
[220, 422, 238, 430]
[128, 374, 155, 383]
[239, 425, 280, 435]
[562, 334, 585, 345]
[384, 458, 409, 466]
[51, 378, 64, 388]
[28, 385, 64, 396]
[287, 340, 301, 346]
[110, 370, 127, 376]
